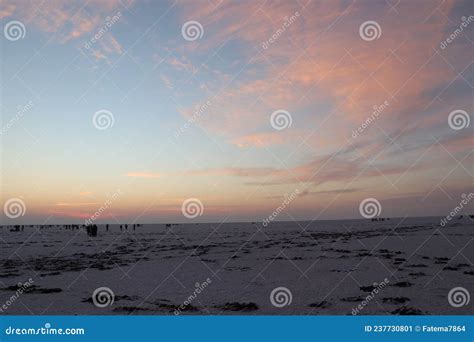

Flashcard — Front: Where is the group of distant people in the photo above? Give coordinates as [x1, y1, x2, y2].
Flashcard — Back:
[7, 223, 149, 236]
[119, 224, 139, 231]
[84, 223, 142, 236]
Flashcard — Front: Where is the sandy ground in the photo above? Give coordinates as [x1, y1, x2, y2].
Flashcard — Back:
[0, 217, 472, 315]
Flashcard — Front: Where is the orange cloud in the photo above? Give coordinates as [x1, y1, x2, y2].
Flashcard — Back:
[185, 167, 278, 178]
[55, 202, 101, 207]
[49, 210, 119, 219]
[232, 132, 285, 148]
[126, 172, 164, 179]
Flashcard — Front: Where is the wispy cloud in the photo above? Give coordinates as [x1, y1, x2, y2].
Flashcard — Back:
[175, 0, 468, 157]
[231, 132, 286, 148]
[126, 172, 164, 179]
[2, 0, 130, 61]
[55, 202, 101, 207]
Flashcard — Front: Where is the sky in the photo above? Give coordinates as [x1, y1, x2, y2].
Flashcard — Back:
[0, 0, 473, 225]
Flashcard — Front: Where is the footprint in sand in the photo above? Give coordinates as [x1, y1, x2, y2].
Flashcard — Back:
[215, 302, 259, 312]
[391, 306, 424, 315]
[382, 297, 410, 304]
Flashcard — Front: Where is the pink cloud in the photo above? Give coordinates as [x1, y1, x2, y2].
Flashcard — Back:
[175, 0, 468, 158]
[167, 56, 197, 73]
[1, 0, 130, 60]
[232, 132, 286, 148]
[0, 1, 15, 19]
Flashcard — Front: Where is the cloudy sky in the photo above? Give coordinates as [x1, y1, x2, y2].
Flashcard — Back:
[1, 0, 473, 224]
